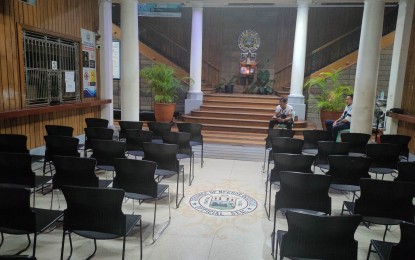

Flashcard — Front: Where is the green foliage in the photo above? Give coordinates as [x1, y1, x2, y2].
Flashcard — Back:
[304, 69, 353, 112]
[140, 63, 186, 103]
[247, 70, 274, 95]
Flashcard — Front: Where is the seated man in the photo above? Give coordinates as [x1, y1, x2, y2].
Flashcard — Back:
[325, 94, 353, 140]
[268, 97, 294, 130]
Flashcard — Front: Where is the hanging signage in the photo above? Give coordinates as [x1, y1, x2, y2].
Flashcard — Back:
[138, 3, 182, 18]
[112, 41, 121, 79]
[81, 29, 97, 98]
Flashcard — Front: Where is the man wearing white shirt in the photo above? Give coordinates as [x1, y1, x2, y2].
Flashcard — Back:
[268, 97, 294, 130]
[325, 94, 353, 140]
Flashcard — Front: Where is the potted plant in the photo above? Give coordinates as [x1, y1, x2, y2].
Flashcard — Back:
[247, 70, 274, 95]
[224, 75, 237, 93]
[214, 83, 223, 93]
[304, 69, 353, 129]
[140, 63, 187, 122]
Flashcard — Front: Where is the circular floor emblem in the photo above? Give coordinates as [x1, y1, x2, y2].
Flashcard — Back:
[189, 190, 257, 216]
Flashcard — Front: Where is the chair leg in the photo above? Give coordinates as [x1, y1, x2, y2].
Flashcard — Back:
[366, 242, 373, 260]
[32, 233, 37, 257]
[262, 148, 267, 173]
[383, 225, 388, 241]
[60, 231, 66, 260]
[176, 169, 185, 208]
[86, 239, 98, 260]
[15, 233, 31, 255]
[122, 236, 126, 260]
[139, 218, 143, 260]
[201, 143, 204, 168]
[271, 196, 278, 257]
[152, 188, 171, 243]
[0, 232, 3, 248]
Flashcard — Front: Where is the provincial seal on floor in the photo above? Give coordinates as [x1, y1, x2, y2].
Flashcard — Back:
[189, 190, 257, 216]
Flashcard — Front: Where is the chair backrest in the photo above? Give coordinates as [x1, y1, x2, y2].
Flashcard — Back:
[396, 162, 415, 183]
[45, 125, 73, 137]
[0, 134, 29, 153]
[162, 131, 192, 155]
[271, 153, 315, 182]
[176, 123, 203, 143]
[265, 129, 295, 149]
[84, 127, 114, 150]
[317, 141, 350, 165]
[52, 156, 99, 189]
[62, 185, 126, 236]
[365, 143, 401, 169]
[91, 140, 126, 166]
[340, 132, 371, 154]
[147, 122, 173, 139]
[113, 159, 158, 197]
[390, 222, 415, 259]
[355, 178, 415, 222]
[85, 118, 109, 128]
[327, 155, 372, 185]
[142, 142, 179, 172]
[44, 135, 80, 159]
[281, 211, 361, 260]
[125, 129, 153, 152]
[276, 171, 332, 215]
[271, 137, 303, 155]
[302, 130, 332, 150]
[380, 134, 411, 159]
[0, 184, 36, 233]
[0, 152, 35, 187]
[118, 121, 143, 139]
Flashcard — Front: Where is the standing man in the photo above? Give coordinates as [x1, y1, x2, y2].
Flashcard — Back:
[325, 94, 353, 140]
[268, 97, 294, 130]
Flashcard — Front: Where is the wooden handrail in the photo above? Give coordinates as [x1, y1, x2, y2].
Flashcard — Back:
[0, 99, 111, 119]
[386, 111, 415, 124]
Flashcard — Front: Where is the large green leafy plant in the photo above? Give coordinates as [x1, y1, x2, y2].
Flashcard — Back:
[247, 70, 274, 95]
[140, 63, 185, 103]
[304, 70, 353, 112]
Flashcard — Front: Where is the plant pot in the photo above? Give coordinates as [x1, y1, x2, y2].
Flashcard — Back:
[320, 110, 343, 130]
[154, 103, 176, 123]
[224, 84, 234, 93]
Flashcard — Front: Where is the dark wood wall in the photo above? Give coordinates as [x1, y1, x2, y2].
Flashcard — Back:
[398, 11, 415, 152]
[0, 0, 100, 149]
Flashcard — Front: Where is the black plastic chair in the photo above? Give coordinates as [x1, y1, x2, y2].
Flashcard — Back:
[366, 143, 401, 179]
[275, 211, 361, 260]
[143, 142, 185, 208]
[147, 122, 173, 142]
[0, 152, 51, 207]
[265, 153, 315, 220]
[0, 134, 29, 154]
[118, 121, 143, 140]
[315, 141, 350, 172]
[125, 129, 153, 159]
[262, 129, 295, 173]
[266, 137, 304, 176]
[85, 118, 108, 128]
[177, 123, 204, 167]
[327, 155, 372, 201]
[271, 171, 332, 256]
[84, 127, 114, 157]
[0, 184, 63, 258]
[366, 221, 415, 260]
[45, 125, 73, 137]
[340, 132, 371, 156]
[162, 131, 195, 185]
[396, 161, 415, 183]
[380, 134, 411, 161]
[342, 178, 415, 241]
[60, 186, 142, 260]
[91, 140, 126, 179]
[50, 156, 112, 209]
[302, 130, 332, 155]
[0, 256, 36, 259]
[43, 135, 80, 175]
[113, 159, 171, 243]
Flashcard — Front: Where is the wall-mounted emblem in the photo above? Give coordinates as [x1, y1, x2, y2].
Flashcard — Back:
[238, 29, 261, 53]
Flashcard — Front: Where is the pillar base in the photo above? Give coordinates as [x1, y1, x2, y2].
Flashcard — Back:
[288, 95, 306, 120]
[185, 91, 203, 114]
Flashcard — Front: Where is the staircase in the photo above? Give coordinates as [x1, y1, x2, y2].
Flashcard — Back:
[182, 93, 311, 146]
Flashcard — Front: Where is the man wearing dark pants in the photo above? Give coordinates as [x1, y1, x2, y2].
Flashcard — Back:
[268, 97, 294, 130]
[325, 94, 353, 140]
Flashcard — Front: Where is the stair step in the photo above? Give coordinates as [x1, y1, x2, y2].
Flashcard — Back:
[276, 91, 290, 98]
[191, 110, 273, 120]
[195, 122, 309, 134]
[200, 105, 275, 114]
[204, 93, 281, 102]
[203, 100, 277, 108]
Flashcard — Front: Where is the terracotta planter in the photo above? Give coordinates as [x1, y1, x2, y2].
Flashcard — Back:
[154, 103, 176, 123]
[320, 110, 343, 130]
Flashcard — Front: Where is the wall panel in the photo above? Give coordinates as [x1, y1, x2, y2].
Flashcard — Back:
[0, 0, 100, 149]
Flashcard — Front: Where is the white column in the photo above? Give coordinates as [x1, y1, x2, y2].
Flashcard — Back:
[185, 1, 204, 115]
[385, 0, 414, 134]
[120, 0, 140, 121]
[99, 0, 114, 127]
[288, 0, 311, 120]
[351, 0, 385, 134]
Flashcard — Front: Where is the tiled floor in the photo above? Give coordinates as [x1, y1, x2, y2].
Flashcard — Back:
[1, 154, 400, 260]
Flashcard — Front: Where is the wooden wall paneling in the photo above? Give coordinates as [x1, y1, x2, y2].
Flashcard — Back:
[4, 1, 14, 111]
[0, 1, 4, 112]
[11, 3, 21, 109]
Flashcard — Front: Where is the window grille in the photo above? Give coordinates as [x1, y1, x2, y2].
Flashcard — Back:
[23, 30, 80, 106]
